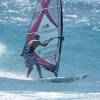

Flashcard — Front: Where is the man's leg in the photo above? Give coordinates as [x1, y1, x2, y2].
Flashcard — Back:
[27, 66, 33, 78]
[36, 63, 43, 78]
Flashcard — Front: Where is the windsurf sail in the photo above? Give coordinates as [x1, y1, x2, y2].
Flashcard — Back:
[23, 0, 63, 76]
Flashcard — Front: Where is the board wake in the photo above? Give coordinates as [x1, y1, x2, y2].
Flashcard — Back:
[38, 74, 87, 83]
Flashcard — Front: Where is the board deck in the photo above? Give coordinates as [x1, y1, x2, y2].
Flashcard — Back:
[38, 74, 88, 83]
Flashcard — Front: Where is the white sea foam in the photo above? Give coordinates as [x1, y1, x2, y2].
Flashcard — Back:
[76, 17, 89, 23]
[16, 0, 32, 7]
[0, 70, 31, 80]
[64, 0, 100, 2]
[0, 92, 100, 100]
[92, 26, 100, 31]
[10, 17, 28, 23]
[7, 10, 19, 13]
[1, 1, 8, 7]
[65, 15, 78, 19]
[0, 43, 7, 57]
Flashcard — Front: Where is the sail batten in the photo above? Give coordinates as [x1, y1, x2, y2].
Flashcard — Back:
[23, 0, 63, 76]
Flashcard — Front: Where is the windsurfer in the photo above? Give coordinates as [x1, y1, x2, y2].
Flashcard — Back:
[21, 34, 53, 78]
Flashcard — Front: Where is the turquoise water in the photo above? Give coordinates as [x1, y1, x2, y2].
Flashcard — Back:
[0, 0, 100, 96]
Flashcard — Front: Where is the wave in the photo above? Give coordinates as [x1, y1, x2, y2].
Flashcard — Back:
[0, 43, 7, 57]
[0, 70, 29, 80]
[92, 26, 100, 31]
[0, 0, 100, 25]
[0, 91, 100, 100]
[64, 0, 100, 3]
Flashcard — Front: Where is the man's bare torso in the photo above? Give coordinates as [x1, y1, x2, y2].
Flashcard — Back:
[28, 40, 40, 53]
[27, 38, 52, 53]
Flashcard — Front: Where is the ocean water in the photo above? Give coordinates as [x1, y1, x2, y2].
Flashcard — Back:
[0, 0, 100, 99]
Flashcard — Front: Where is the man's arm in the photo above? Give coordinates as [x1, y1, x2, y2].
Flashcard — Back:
[39, 36, 64, 47]
[39, 38, 53, 47]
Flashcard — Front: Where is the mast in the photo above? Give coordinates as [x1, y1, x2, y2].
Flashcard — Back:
[55, 0, 63, 77]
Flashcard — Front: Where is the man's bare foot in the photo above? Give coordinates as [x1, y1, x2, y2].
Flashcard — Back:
[27, 74, 29, 78]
